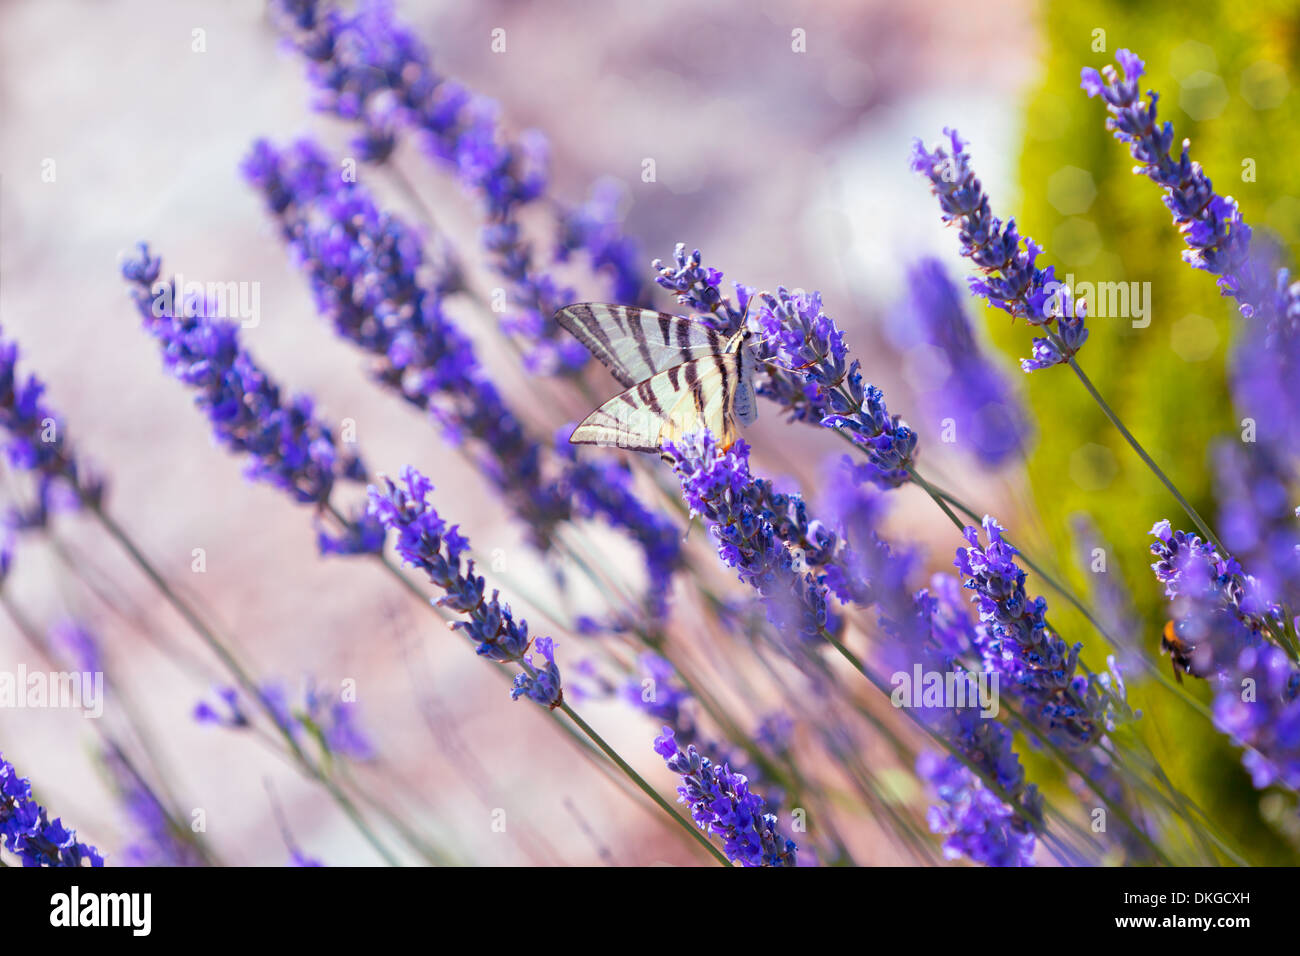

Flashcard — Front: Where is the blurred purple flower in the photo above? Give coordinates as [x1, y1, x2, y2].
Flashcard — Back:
[892, 257, 1030, 466]
[0, 327, 105, 508]
[271, 0, 645, 375]
[917, 752, 1036, 866]
[103, 747, 204, 867]
[1149, 521, 1300, 789]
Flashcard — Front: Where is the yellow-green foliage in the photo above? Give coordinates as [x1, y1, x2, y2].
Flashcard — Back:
[995, 0, 1300, 861]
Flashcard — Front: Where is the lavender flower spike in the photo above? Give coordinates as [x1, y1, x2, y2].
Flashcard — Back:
[1081, 50, 1257, 309]
[654, 246, 918, 487]
[911, 130, 1088, 372]
[654, 727, 796, 867]
[367, 466, 563, 708]
[1149, 521, 1300, 790]
[120, 243, 384, 556]
[881, 576, 1043, 865]
[667, 432, 838, 646]
[244, 139, 682, 607]
[270, 0, 598, 375]
[1080, 53, 1300, 456]
[918, 752, 1037, 867]
[0, 326, 105, 508]
[955, 516, 1111, 749]
[242, 138, 568, 546]
[1, 752, 102, 867]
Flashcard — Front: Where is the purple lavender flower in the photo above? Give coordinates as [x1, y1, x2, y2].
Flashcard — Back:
[653, 726, 796, 867]
[193, 686, 250, 728]
[1149, 519, 1280, 677]
[917, 752, 1036, 866]
[918, 763, 1017, 860]
[878, 572, 1044, 865]
[556, 179, 649, 306]
[621, 654, 778, 803]
[653, 244, 751, 333]
[243, 138, 569, 545]
[0, 327, 104, 507]
[196, 681, 376, 762]
[1081, 54, 1300, 459]
[5, 474, 80, 535]
[819, 456, 912, 608]
[120, 243, 383, 556]
[666, 432, 838, 644]
[270, 0, 642, 376]
[956, 517, 1112, 748]
[1081, 51, 1257, 307]
[49, 620, 103, 675]
[102, 747, 204, 867]
[1213, 442, 1300, 613]
[754, 713, 795, 759]
[654, 246, 917, 487]
[1149, 521, 1300, 789]
[367, 466, 564, 708]
[893, 257, 1030, 466]
[911, 130, 1088, 372]
[1230, 267, 1300, 458]
[762, 290, 918, 487]
[245, 140, 681, 603]
[623, 654, 695, 731]
[1079, 55, 1300, 456]
[304, 682, 376, 762]
[1, 752, 102, 867]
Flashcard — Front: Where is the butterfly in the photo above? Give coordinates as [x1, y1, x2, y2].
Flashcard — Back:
[555, 303, 760, 454]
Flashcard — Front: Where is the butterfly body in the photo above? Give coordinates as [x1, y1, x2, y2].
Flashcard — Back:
[556, 303, 759, 453]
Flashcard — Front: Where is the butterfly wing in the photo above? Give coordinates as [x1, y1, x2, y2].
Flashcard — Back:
[570, 353, 741, 452]
[556, 303, 729, 387]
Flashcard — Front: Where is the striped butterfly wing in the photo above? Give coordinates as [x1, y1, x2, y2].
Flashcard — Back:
[555, 303, 729, 387]
[570, 352, 742, 452]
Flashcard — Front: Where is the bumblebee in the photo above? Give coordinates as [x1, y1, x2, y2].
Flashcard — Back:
[1160, 619, 1199, 684]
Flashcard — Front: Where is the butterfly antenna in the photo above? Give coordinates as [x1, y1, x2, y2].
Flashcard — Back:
[740, 289, 815, 375]
[761, 356, 817, 375]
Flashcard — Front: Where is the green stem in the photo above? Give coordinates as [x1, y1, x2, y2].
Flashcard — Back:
[87, 501, 401, 866]
[822, 632, 1063, 853]
[1064, 354, 1224, 552]
[557, 701, 733, 866]
[349, 505, 734, 866]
